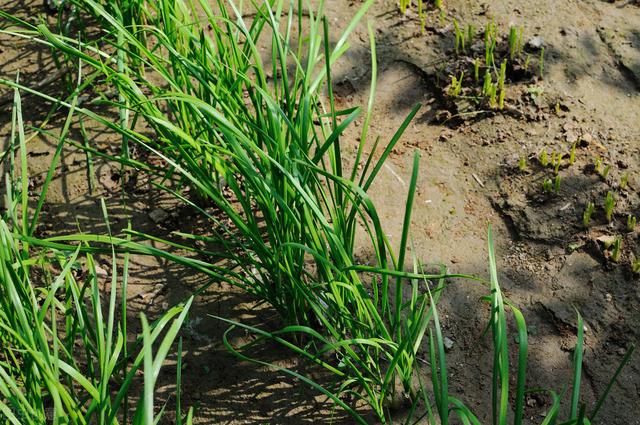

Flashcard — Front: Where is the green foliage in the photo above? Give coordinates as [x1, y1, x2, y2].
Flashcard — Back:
[583, 202, 595, 227]
[627, 215, 637, 232]
[605, 191, 615, 223]
[0, 90, 192, 424]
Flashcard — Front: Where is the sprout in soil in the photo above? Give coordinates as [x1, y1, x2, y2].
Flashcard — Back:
[539, 150, 549, 167]
[604, 191, 615, 223]
[569, 142, 577, 166]
[519, 156, 527, 172]
[611, 236, 622, 263]
[554, 175, 561, 194]
[542, 178, 554, 193]
[632, 255, 640, 274]
[620, 172, 629, 190]
[583, 202, 595, 227]
[627, 215, 637, 232]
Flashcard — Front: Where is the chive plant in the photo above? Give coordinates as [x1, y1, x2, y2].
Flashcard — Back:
[0, 89, 193, 424]
[0, 1, 634, 423]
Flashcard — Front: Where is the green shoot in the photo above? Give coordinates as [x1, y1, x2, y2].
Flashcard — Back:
[519, 156, 527, 171]
[542, 178, 554, 193]
[569, 142, 577, 166]
[583, 202, 595, 227]
[539, 150, 549, 167]
[474, 58, 480, 82]
[448, 71, 464, 96]
[620, 172, 629, 190]
[627, 215, 636, 232]
[632, 255, 640, 274]
[454, 19, 465, 54]
[611, 236, 622, 263]
[605, 192, 615, 222]
[601, 164, 611, 180]
[594, 157, 603, 175]
[467, 23, 475, 45]
[508, 26, 518, 60]
[554, 175, 561, 194]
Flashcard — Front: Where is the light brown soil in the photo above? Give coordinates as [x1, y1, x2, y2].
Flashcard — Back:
[1, 0, 639, 423]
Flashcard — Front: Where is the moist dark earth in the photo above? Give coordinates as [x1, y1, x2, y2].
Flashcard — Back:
[0, 0, 639, 423]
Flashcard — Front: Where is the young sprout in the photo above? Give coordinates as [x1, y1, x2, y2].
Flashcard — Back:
[439, 9, 446, 26]
[620, 172, 629, 190]
[627, 215, 637, 232]
[435, 0, 443, 9]
[601, 164, 611, 180]
[539, 150, 549, 167]
[539, 46, 545, 77]
[498, 59, 507, 91]
[583, 201, 595, 227]
[569, 142, 577, 166]
[418, 0, 426, 34]
[542, 178, 553, 193]
[499, 87, 506, 110]
[518, 155, 527, 171]
[474, 58, 480, 82]
[483, 70, 492, 95]
[484, 21, 496, 66]
[604, 191, 615, 222]
[489, 83, 498, 108]
[400, 0, 410, 14]
[467, 23, 475, 45]
[554, 175, 561, 194]
[508, 26, 518, 60]
[594, 157, 603, 175]
[517, 26, 524, 56]
[448, 71, 464, 96]
[524, 54, 531, 71]
[611, 236, 622, 263]
[453, 19, 464, 54]
[553, 152, 562, 174]
[632, 254, 640, 274]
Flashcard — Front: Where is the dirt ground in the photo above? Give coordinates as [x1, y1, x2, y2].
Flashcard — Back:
[1, 0, 639, 423]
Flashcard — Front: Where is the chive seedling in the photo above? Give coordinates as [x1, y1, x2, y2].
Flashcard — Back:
[518, 156, 527, 171]
[620, 172, 629, 190]
[632, 255, 640, 274]
[601, 164, 611, 180]
[542, 178, 553, 193]
[554, 175, 561, 194]
[627, 215, 636, 232]
[604, 191, 615, 222]
[553, 152, 562, 174]
[594, 157, 603, 175]
[474, 58, 480, 82]
[467, 23, 475, 45]
[539, 150, 549, 167]
[611, 236, 622, 263]
[583, 202, 595, 227]
[508, 26, 517, 60]
[569, 142, 577, 165]
[453, 19, 465, 54]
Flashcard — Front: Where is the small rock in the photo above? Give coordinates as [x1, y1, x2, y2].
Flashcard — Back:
[149, 208, 170, 224]
[605, 293, 612, 302]
[443, 337, 455, 351]
[527, 36, 545, 49]
[94, 265, 109, 278]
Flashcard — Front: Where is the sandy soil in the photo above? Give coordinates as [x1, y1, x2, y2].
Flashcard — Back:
[0, 0, 639, 423]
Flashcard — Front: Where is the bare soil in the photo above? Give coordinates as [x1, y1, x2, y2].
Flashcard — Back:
[1, 0, 639, 423]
